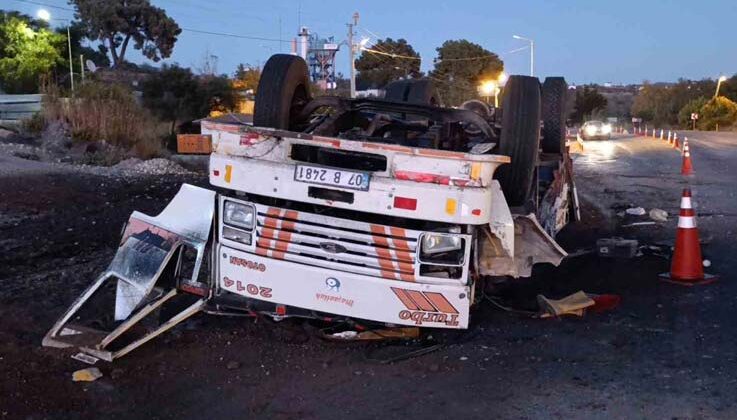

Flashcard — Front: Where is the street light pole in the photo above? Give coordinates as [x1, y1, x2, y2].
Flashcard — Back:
[513, 35, 534, 77]
[715, 75, 727, 98]
[38, 9, 74, 93]
[347, 12, 359, 99]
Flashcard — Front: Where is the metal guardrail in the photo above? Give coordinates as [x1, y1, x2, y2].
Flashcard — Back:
[0, 94, 43, 121]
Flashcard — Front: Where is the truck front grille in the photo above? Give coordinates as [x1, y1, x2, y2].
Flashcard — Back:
[253, 204, 419, 282]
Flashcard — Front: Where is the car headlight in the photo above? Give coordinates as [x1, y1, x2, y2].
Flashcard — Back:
[223, 201, 255, 230]
[601, 124, 612, 134]
[420, 233, 465, 265]
[585, 126, 598, 136]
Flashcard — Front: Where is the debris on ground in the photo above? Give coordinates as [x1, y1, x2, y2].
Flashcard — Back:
[622, 221, 657, 227]
[226, 361, 241, 370]
[72, 367, 103, 382]
[597, 238, 639, 258]
[649, 208, 668, 222]
[625, 207, 646, 216]
[71, 352, 99, 365]
[537, 291, 595, 317]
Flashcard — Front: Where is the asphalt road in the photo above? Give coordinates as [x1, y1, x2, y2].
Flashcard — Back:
[2, 132, 737, 419]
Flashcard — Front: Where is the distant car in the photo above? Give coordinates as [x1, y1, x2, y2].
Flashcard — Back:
[579, 120, 612, 140]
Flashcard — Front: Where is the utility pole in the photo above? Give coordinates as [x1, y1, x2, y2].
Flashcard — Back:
[66, 26, 74, 93]
[348, 12, 359, 98]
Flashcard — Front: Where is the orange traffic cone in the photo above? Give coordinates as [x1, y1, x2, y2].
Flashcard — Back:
[660, 189, 716, 285]
[673, 132, 680, 149]
[667, 131, 672, 144]
[681, 138, 694, 175]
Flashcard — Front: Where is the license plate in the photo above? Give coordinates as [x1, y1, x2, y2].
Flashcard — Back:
[294, 164, 370, 191]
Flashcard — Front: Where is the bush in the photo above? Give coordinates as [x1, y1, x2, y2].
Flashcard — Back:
[43, 81, 167, 158]
[677, 97, 707, 129]
[141, 64, 237, 137]
[698, 96, 737, 131]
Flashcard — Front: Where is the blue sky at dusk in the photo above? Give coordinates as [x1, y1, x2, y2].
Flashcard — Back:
[8, 0, 736, 84]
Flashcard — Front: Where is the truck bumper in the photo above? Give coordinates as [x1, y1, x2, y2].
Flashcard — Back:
[217, 244, 471, 329]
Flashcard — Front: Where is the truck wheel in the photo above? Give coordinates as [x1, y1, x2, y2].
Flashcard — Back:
[384, 79, 439, 106]
[495, 75, 541, 207]
[541, 77, 568, 154]
[253, 54, 312, 130]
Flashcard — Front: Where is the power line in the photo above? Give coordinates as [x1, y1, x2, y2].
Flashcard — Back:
[181, 27, 287, 43]
[9, 0, 73, 12]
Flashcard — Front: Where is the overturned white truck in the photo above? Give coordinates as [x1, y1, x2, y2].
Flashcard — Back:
[44, 55, 578, 361]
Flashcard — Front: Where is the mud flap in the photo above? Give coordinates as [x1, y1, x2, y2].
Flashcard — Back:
[479, 214, 567, 278]
[42, 184, 215, 361]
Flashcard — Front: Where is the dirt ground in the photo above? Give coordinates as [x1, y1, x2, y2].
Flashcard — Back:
[1, 133, 736, 419]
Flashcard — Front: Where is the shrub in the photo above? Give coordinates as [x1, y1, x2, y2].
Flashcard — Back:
[698, 97, 737, 131]
[43, 81, 166, 158]
[677, 97, 708, 129]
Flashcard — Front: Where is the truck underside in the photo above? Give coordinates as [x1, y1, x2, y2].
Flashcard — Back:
[44, 54, 576, 360]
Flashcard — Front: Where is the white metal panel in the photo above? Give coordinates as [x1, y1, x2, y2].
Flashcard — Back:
[210, 153, 494, 225]
[218, 245, 470, 329]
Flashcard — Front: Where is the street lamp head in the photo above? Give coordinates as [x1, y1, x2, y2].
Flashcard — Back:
[512, 35, 523, 40]
[359, 37, 370, 48]
[480, 80, 497, 96]
[719, 75, 727, 82]
[498, 72, 508, 84]
[36, 9, 51, 22]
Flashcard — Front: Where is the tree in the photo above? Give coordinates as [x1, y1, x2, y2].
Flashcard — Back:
[698, 96, 737, 130]
[141, 64, 236, 134]
[71, 0, 181, 68]
[571, 86, 608, 123]
[632, 79, 716, 125]
[430, 39, 503, 106]
[677, 97, 707, 128]
[355, 38, 421, 88]
[720, 74, 737, 103]
[0, 11, 65, 93]
[233, 63, 261, 93]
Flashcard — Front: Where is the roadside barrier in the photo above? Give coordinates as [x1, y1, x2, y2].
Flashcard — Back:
[660, 188, 715, 285]
[681, 138, 693, 175]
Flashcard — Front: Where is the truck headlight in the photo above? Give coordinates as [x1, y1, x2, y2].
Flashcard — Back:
[223, 201, 255, 230]
[420, 233, 465, 265]
[602, 124, 612, 134]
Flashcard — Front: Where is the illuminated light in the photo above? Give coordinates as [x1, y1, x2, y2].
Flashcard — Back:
[36, 9, 51, 21]
[393, 196, 417, 211]
[470, 163, 481, 179]
[213, 169, 220, 176]
[445, 198, 457, 215]
[480, 80, 497, 96]
[224, 164, 233, 183]
[471, 209, 482, 216]
[276, 305, 287, 316]
[498, 72, 508, 84]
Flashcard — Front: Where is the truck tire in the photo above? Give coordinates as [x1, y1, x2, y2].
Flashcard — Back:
[406, 79, 439, 106]
[541, 77, 568, 154]
[253, 54, 312, 130]
[495, 75, 541, 207]
[384, 79, 439, 106]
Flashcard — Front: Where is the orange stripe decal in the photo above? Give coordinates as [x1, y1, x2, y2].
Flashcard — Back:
[391, 288, 420, 310]
[371, 225, 399, 280]
[424, 292, 459, 314]
[404, 290, 437, 312]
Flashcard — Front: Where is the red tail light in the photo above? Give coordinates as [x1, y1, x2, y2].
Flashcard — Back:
[393, 196, 417, 210]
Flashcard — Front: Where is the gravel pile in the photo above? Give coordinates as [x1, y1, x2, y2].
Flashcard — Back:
[114, 157, 191, 175]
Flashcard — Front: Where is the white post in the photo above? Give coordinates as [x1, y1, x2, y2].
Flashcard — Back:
[67, 26, 74, 93]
